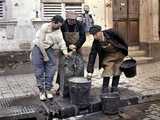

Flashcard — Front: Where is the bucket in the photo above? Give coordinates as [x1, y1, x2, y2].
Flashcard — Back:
[120, 57, 137, 78]
[69, 77, 91, 109]
[101, 93, 120, 115]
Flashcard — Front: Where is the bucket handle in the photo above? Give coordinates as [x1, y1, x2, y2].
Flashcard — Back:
[123, 56, 134, 61]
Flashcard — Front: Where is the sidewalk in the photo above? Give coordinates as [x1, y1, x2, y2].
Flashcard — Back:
[90, 61, 160, 105]
[0, 61, 160, 105]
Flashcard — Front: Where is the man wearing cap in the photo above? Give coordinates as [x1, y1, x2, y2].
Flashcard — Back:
[87, 25, 128, 93]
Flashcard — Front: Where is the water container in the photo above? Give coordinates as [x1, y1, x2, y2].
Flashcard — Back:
[120, 57, 137, 78]
[101, 93, 120, 115]
[69, 77, 91, 109]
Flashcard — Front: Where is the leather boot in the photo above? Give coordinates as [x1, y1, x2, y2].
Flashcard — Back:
[102, 77, 110, 94]
[111, 75, 120, 93]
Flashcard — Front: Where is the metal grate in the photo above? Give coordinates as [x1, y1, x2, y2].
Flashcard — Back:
[0, 98, 47, 120]
[0, 98, 15, 108]
[0, 105, 45, 120]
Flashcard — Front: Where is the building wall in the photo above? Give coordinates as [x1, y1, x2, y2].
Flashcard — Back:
[0, 0, 159, 52]
[139, 0, 159, 43]
[11, 0, 40, 20]
[0, 0, 113, 51]
[0, 0, 41, 52]
[84, 0, 112, 30]
[139, 0, 160, 61]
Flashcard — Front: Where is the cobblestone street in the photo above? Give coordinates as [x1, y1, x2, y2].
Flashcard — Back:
[0, 61, 160, 101]
[0, 61, 160, 119]
[63, 101, 160, 120]
[89, 61, 160, 100]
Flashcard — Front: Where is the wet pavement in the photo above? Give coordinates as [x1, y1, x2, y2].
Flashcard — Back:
[0, 61, 160, 119]
[63, 101, 160, 120]
[0, 61, 160, 101]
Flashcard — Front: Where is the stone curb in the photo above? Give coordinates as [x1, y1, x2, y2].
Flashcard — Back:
[120, 92, 160, 107]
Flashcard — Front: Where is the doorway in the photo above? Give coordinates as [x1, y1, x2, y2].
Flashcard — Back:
[112, 0, 139, 46]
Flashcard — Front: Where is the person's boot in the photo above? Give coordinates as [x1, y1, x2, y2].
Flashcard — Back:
[111, 75, 120, 93]
[102, 77, 110, 94]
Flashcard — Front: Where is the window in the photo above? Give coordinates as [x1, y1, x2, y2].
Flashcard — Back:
[41, 1, 83, 20]
[0, 0, 5, 19]
[42, 2, 62, 20]
[65, 3, 82, 14]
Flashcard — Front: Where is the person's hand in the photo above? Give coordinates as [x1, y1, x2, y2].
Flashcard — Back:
[87, 73, 92, 80]
[64, 53, 70, 59]
[98, 68, 104, 77]
[99, 68, 104, 74]
[68, 51, 73, 57]
[63, 50, 70, 59]
[43, 56, 49, 62]
[69, 44, 76, 51]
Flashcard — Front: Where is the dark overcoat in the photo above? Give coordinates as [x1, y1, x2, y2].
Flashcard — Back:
[87, 29, 128, 73]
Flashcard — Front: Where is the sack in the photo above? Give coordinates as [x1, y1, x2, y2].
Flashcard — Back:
[64, 52, 84, 78]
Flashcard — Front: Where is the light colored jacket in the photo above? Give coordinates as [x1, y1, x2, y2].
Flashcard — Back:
[32, 23, 68, 61]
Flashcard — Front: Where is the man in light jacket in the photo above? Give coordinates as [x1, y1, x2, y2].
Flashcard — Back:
[31, 15, 69, 101]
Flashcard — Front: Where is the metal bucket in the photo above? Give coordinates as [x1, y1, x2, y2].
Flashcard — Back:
[69, 77, 91, 109]
[101, 93, 120, 115]
[120, 57, 137, 78]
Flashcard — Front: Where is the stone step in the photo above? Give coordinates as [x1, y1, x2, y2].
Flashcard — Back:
[128, 46, 140, 51]
[128, 50, 146, 57]
[133, 56, 153, 64]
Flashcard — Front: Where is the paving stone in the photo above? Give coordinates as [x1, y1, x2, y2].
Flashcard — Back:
[146, 115, 160, 120]
[0, 61, 160, 107]
[2, 93, 14, 98]
[150, 111, 159, 115]
[142, 118, 152, 120]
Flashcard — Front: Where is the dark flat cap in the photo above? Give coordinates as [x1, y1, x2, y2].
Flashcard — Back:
[89, 25, 102, 35]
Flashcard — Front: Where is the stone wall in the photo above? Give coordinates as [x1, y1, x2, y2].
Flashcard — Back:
[139, 0, 160, 61]
[139, 0, 159, 43]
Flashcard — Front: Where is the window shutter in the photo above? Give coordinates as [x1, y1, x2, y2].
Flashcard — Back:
[65, 3, 82, 14]
[0, 0, 5, 19]
[42, 2, 62, 20]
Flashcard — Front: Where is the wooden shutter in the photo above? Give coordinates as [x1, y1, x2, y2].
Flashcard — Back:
[65, 3, 82, 14]
[0, 0, 5, 19]
[42, 2, 62, 19]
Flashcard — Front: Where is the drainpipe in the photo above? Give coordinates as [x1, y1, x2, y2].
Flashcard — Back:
[105, 0, 112, 29]
[104, 0, 107, 28]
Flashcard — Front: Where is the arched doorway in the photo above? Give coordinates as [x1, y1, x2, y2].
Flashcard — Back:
[112, 0, 139, 46]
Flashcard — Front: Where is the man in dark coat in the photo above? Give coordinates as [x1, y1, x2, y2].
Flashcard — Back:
[87, 25, 128, 93]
